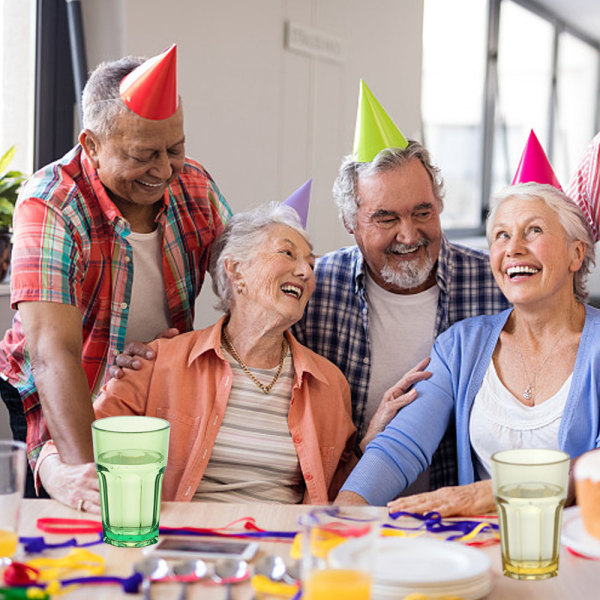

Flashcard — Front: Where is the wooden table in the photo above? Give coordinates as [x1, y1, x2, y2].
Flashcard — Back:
[9, 499, 600, 599]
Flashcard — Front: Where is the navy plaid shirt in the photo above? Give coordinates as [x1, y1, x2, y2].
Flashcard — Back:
[292, 235, 511, 490]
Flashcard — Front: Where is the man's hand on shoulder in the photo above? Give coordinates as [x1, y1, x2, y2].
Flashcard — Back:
[108, 327, 180, 379]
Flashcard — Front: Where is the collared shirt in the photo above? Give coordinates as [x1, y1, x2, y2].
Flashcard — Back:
[292, 235, 511, 489]
[0, 145, 232, 466]
[566, 131, 600, 241]
[38, 318, 357, 504]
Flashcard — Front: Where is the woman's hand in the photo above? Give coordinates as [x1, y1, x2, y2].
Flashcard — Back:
[360, 357, 431, 452]
[387, 480, 495, 517]
[38, 453, 101, 514]
[108, 327, 180, 379]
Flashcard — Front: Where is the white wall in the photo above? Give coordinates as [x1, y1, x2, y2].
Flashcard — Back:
[81, 0, 424, 326]
[0, 0, 425, 440]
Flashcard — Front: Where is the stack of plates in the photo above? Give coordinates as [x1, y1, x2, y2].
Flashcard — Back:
[330, 536, 492, 600]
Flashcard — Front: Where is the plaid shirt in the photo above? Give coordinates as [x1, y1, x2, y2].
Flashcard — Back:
[292, 236, 511, 489]
[0, 145, 232, 465]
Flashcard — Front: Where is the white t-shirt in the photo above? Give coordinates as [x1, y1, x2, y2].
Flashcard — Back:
[125, 228, 171, 344]
[470, 359, 571, 480]
[364, 272, 438, 427]
[365, 272, 438, 495]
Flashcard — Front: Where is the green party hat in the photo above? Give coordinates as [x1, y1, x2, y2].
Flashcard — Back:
[352, 80, 408, 162]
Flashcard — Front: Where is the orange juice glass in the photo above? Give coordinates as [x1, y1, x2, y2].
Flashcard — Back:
[0, 440, 27, 560]
[305, 568, 371, 600]
[301, 507, 379, 600]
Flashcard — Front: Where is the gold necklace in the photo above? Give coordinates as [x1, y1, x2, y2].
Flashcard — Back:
[514, 329, 562, 406]
[222, 328, 288, 394]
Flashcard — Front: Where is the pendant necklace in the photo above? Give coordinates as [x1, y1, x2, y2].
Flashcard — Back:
[514, 330, 561, 406]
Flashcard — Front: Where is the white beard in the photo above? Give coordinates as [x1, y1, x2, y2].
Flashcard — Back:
[380, 252, 436, 290]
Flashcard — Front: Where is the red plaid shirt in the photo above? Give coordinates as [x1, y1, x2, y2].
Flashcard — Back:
[0, 145, 231, 466]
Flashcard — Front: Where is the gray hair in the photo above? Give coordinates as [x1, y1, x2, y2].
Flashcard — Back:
[332, 140, 445, 229]
[486, 182, 596, 301]
[209, 202, 311, 313]
[81, 56, 146, 138]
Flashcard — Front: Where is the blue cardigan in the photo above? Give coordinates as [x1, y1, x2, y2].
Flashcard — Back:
[341, 305, 600, 506]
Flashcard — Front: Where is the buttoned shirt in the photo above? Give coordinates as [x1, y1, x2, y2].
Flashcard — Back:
[38, 318, 357, 504]
[292, 235, 511, 489]
[0, 145, 232, 466]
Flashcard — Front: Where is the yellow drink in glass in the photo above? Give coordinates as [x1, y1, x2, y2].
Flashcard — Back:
[305, 569, 371, 600]
[0, 441, 26, 560]
[0, 529, 18, 558]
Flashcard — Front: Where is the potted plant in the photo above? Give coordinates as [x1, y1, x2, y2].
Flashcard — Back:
[0, 146, 27, 281]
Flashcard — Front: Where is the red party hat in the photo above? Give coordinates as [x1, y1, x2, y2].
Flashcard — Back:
[119, 44, 178, 120]
[512, 130, 562, 190]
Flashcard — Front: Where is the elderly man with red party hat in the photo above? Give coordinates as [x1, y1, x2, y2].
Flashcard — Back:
[0, 46, 232, 505]
[337, 131, 600, 516]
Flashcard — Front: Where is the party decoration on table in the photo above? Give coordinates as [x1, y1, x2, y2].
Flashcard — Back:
[0, 588, 49, 599]
[353, 79, 408, 162]
[386, 511, 499, 546]
[512, 129, 562, 189]
[1, 549, 144, 596]
[119, 44, 178, 120]
[252, 554, 300, 597]
[24, 516, 298, 555]
[251, 574, 299, 598]
[283, 179, 311, 229]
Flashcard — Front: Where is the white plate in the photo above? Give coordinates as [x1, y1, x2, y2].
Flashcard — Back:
[330, 536, 491, 585]
[561, 506, 600, 559]
[372, 578, 492, 600]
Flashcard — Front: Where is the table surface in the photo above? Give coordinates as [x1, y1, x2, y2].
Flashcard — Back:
[8, 499, 600, 599]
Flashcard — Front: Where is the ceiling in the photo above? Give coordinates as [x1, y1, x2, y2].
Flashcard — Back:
[535, 0, 600, 43]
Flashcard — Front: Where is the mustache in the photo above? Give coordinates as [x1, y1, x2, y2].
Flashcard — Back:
[385, 238, 430, 255]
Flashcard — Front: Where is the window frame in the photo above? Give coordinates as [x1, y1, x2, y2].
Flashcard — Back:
[446, 0, 600, 238]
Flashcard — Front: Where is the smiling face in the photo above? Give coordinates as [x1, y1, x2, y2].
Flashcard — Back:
[80, 106, 185, 217]
[232, 224, 316, 328]
[349, 158, 442, 294]
[489, 196, 585, 308]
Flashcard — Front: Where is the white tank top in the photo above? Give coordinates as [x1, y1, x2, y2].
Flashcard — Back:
[470, 359, 571, 480]
[125, 228, 171, 344]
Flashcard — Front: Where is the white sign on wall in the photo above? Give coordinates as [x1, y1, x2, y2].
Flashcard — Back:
[284, 21, 346, 63]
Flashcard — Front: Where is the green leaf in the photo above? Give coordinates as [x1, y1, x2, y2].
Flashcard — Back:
[0, 146, 16, 175]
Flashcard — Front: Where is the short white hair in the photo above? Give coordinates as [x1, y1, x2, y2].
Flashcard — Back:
[209, 203, 311, 312]
[486, 182, 595, 301]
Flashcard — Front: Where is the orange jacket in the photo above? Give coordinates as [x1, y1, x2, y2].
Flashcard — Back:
[89, 317, 356, 503]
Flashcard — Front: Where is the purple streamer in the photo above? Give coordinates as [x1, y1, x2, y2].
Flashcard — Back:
[386, 510, 498, 540]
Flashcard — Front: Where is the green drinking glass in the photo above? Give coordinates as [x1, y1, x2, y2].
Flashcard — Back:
[92, 416, 170, 548]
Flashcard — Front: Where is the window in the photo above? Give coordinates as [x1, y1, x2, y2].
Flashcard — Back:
[0, 0, 36, 175]
[422, 0, 600, 234]
[422, 0, 488, 230]
[554, 31, 599, 182]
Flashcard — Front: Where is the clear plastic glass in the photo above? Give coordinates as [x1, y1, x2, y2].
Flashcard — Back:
[491, 448, 569, 580]
[92, 416, 170, 547]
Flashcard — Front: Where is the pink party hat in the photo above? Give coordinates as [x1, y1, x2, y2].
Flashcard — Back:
[512, 130, 562, 189]
[120, 44, 178, 120]
[283, 179, 311, 228]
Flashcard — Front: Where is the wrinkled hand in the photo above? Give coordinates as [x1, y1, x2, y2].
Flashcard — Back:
[108, 327, 179, 379]
[38, 454, 101, 514]
[360, 357, 431, 451]
[387, 480, 495, 518]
